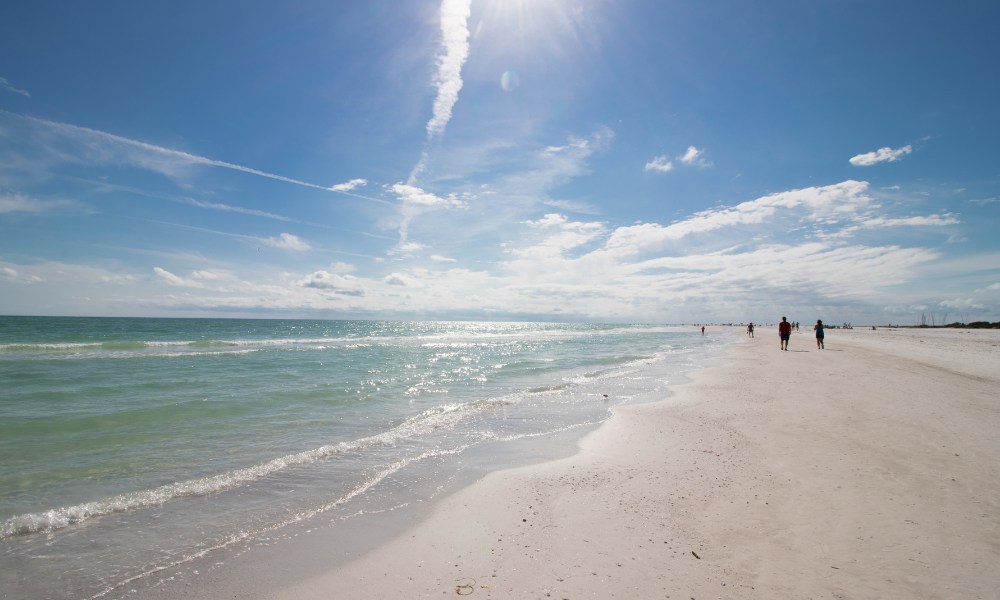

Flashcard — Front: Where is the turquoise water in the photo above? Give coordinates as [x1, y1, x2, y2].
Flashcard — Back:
[0, 317, 719, 599]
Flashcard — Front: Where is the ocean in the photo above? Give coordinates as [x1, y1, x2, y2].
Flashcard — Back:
[0, 317, 722, 599]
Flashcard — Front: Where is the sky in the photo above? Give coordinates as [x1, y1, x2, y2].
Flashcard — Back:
[1, 0, 998, 325]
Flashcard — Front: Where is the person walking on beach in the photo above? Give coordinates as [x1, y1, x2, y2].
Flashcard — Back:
[747, 322, 754, 338]
[778, 316, 791, 351]
[701, 326, 705, 335]
[814, 319, 825, 349]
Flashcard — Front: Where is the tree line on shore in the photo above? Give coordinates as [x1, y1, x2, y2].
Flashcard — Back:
[913, 321, 1000, 329]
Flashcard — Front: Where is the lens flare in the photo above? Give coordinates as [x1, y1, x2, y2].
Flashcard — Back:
[500, 70, 520, 91]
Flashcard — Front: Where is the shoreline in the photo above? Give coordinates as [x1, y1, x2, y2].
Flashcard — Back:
[76, 327, 722, 600]
[273, 327, 999, 599]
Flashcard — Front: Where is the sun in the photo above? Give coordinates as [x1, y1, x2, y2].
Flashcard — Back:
[476, 0, 591, 61]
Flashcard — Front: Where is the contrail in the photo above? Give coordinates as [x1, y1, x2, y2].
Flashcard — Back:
[427, 0, 473, 140]
[3, 110, 388, 202]
[0, 77, 30, 97]
[408, 0, 472, 184]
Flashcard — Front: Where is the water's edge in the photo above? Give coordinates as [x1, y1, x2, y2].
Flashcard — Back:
[111, 331, 740, 600]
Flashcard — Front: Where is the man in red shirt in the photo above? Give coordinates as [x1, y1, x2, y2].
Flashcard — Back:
[778, 316, 792, 351]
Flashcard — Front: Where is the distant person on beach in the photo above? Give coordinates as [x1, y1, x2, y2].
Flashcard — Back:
[778, 317, 791, 351]
[814, 319, 825, 349]
[701, 326, 705, 335]
[747, 322, 754, 338]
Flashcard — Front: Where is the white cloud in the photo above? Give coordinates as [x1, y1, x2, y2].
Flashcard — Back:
[849, 145, 913, 166]
[390, 183, 467, 208]
[190, 269, 236, 281]
[484, 225, 941, 321]
[644, 155, 674, 173]
[939, 298, 985, 310]
[299, 270, 366, 296]
[102, 274, 138, 285]
[549, 128, 615, 155]
[153, 267, 187, 286]
[524, 213, 606, 239]
[539, 129, 612, 175]
[396, 240, 426, 253]
[0, 164, 974, 322]
[0, 260, 303, 315]
[328, 178, 368, 192]
[410, 178, 951, 320]
[526, 213, 569, 229]
[858, 214, 959, 228]
[678, 146, 711, 167]
[606, 180, 873, 253]
[1, 265, 43, 284]
[151, 268, 242, 292]
[834, 213, 960, 239]
[517, 214, 606, 257]
[384, 272, 416, 287]
[261, 233, 310, 252]
[390, 183, 469, 253]
[328, 261, 356, 273]
[645, 146, 711, 173]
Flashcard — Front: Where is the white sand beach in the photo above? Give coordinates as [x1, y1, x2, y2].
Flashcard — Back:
[277, 327, 1000, 599]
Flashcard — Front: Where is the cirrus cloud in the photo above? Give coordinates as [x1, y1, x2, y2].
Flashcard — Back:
[0, 77, 30, 97]
[0, 192, 86, 215]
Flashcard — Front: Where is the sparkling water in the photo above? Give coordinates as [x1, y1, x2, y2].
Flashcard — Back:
[0, 316, 721, 599]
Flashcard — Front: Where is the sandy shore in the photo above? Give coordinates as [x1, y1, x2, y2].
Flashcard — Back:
[277, 327, 1000, 599]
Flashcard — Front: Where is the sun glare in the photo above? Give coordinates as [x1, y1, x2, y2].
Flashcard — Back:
[479, 0, 590, 60]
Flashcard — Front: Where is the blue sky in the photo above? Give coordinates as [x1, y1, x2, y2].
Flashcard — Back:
[1, 0, 998, 324]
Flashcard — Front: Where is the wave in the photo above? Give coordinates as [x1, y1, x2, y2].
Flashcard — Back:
[0, 323, 682, 358]
[83, 416, 612, 600]
[84, 444, 470, 600]
[0, 337, 380, 357]
[0, 395, 511, 540]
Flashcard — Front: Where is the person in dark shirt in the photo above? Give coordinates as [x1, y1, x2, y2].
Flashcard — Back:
[778, 316, 791, 351]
